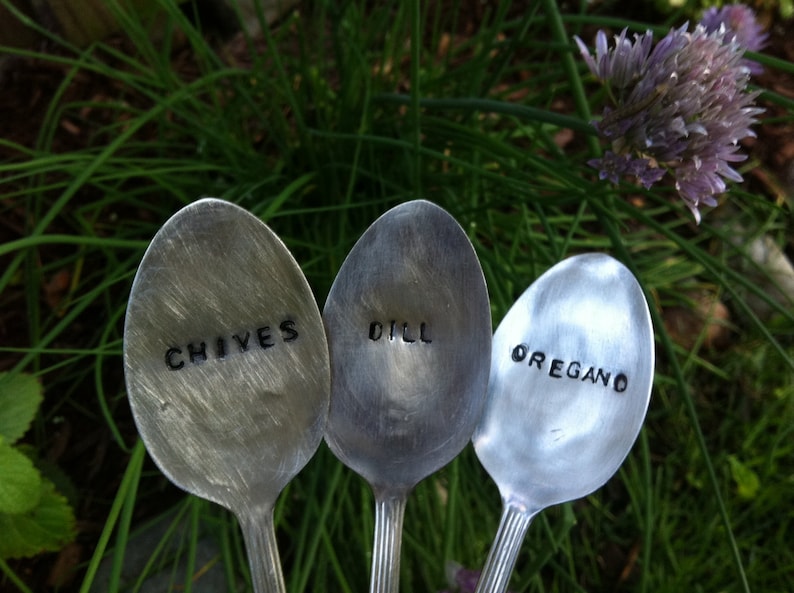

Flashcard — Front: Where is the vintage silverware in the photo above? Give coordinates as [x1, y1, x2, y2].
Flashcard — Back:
[472, 253, 654, 593]
[323, 200, 491, 593]
[123, 198, 330, 593]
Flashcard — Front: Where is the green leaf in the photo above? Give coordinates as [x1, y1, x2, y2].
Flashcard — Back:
[728, 455, 761, 500]
[0, 439, 42, 514]
[0, 371, 43, 444]
[0, 477, 77, 559]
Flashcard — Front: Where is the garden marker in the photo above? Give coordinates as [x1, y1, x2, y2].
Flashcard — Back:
[472, 253, 654, 593]
[124, 198, 330, 593]
[323, 200, 491, 593]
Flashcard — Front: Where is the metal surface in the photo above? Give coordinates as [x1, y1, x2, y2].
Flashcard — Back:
[472, 253, 655, 593]
[123, 198, 330, 593]
[323, 200, 491, 593]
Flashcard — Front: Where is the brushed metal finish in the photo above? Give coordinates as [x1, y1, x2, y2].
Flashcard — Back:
[123, 198, 329, 593]
[472, 253, 654, 593]
[323, 200, 491, 593]
[323, 200, 491, 493]
[474, 253, 654, 508]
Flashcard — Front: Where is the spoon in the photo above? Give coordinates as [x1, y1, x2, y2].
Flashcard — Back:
[472, 253, 654, 593]
[123, 198, 330, 593]
[322, 200, 491, 593]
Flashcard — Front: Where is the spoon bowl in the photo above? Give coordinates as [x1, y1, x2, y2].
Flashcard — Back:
[323, 200, 491, 593]
[472, 253, 654, 593]
[123, 198, 330, 593]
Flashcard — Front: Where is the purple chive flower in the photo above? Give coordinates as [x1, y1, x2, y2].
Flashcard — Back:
[439, 562, 516, 593]
[700, 4, 768, 74]
[574, 24, 764, 223]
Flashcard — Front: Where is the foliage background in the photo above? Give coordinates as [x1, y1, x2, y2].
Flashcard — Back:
[0, 0, 792, 591]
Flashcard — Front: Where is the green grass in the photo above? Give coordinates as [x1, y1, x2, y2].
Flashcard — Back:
[1, 0, 793, 591]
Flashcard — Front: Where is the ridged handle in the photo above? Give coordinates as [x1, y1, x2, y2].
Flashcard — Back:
[369, 494, 408, 593]
[473, 502, 537, 593]
[238, 506, 287, 593]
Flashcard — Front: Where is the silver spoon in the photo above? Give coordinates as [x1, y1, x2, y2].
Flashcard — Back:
[323, 200, 491, 593]
[123, 198, 330, 593]
[472, 253, 654, 593]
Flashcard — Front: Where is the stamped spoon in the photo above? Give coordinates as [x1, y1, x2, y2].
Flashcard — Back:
[123, 198, 330, 593]
[472, 253, 654, 593]
[323, 200, 491, 593]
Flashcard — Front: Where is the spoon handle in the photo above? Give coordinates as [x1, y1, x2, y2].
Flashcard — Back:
[369, 494, 408, 593]
[473, 502, 537, 593]
[239, 507, 287, 593]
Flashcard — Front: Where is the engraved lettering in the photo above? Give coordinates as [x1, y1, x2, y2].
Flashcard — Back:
[508, 344, 628, 393]
[280, 320, 298, 342]
[549, 359, 564, 378]
[188, 342, 207, 363]
[528, 351, 545, 369]
[233, 331, 251, 352]
[369, 320, 431, 344]
[165, 347, 184, 370]
[257, 326, 274, 349]
[512, 344, 527, 362]
[164, 318, 298, 370]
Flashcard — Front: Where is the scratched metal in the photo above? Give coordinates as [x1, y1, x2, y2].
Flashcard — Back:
[323, 200, 491, 494]
[323, 200, 491, 593]
[123, 198, 329, 593]
[470, 253, 654, 593]
[474, 253, 654, 509]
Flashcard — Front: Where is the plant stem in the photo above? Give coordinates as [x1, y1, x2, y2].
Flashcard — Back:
[540, 0, 600, 156]
[78, 439, 145, 593]
[410, 0, 422, 198]
[0, 557, 34, 593]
